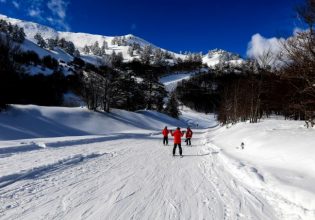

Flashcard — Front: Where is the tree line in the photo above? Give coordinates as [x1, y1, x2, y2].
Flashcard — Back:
[177, 0, 315, 127]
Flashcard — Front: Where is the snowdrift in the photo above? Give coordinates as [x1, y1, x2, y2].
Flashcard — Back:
[0, 105, 186, 141]
[209, 118, 315, 212]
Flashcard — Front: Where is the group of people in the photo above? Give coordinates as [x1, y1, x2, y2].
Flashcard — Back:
[162, 126, 193, 157]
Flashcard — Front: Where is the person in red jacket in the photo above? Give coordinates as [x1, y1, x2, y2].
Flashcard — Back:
[162, 126, 169, 145]
[185, 127, 193, 146]
[170, 127, 184, 157]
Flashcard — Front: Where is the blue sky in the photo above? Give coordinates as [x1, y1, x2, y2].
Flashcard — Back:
[0, 0, 304, 56]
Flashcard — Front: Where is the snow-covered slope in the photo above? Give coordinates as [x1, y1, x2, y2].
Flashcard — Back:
[0, 105, 186, 141]
[0, 14, 179, 64]
[208, 118, 315, 219]
[0, 13, 242, 69]
[203, 49, 244, 67]
[1, 105, 313, 219]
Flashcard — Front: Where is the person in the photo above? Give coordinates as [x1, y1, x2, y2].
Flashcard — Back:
[185, 127, 193, 146]
[162, 126, 169, 145]
[170, 127, 184, 157]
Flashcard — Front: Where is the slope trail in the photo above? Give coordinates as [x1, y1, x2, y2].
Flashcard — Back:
[0, 130, 277, 220]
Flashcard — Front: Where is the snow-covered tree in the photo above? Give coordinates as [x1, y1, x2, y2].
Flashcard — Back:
[128, 46, 134, 57]
[73, 49, 80, 58]
[34, 33, 47, 48]
[82, 45, 90, 54]
[111, 37, 119, 45]
[64, 41, 75, 55]
[153, 48, 166, 65]
[140, 45, 153, 64]
[101, 40, 108, 51]
[47, 38, 58, 50]
[11, 25, 25, 43]
[91, 41, 102, 56]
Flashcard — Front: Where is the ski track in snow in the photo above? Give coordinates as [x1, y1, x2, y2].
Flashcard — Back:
[0, 130, 285, 220]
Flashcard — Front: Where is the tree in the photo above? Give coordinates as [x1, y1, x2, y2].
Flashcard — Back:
[140, 45, 152, 64]
[100, 40, 108, 56]
[34, 33, 47, 48]
[280, 0, 315, 127]
[73, 49, 80, 58]
[128, 46, 134, 57]
[164, 92, 181, 118]
[47, 38, 58, 50]
[64, 41, 76, 55]
[91, 41, 101, 56]
[153, 48, 166, 65]
[10, 25, 25, 43]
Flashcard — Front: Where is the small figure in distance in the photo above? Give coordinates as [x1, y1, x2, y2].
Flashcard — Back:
[162, 126, 169, 146]
[185, 127, 193, 146]
[170, 127, 184, 157]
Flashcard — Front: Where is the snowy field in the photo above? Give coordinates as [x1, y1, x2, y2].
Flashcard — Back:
[0, 105, 314, 220]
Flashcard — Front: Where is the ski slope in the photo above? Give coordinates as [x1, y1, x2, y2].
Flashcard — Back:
[0, 106, 315, 220]
[0, 130, 275, 220]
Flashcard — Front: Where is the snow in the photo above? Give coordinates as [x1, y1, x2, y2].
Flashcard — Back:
[1, 13, 244, 70]
[0, 105, 314, 219]
[0, 105, 185, 141]
[208, 118, 315, 219]
[160, 72, 198, 92]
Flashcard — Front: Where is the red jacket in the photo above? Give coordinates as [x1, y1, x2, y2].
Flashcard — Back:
[186, 129, 193, 138]
[162, 128, 169, 137]
[171, 129, 184, 144]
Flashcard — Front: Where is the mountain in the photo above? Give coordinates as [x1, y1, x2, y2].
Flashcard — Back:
[203, 49, 243, 67]
[0, 13, 243, 74]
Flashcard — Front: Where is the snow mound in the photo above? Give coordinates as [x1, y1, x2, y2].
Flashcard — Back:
[0, 105, 186, 141]
[209, 117, 315, 214]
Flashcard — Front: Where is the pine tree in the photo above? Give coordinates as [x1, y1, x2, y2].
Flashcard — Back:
[101, 40, 108, 55]
[34, 33, 47, 48]
[165, 92, 181, 118]
[128, 46, 134, 57]
[153, 48, 166, 65]
[140, 45, 152, 64]
[47, 38, 57, 50]
[11, 25, 25, 43]
[82, 45, 90, 54]
[64, 41, 75, 55]
[91, 41, 101, 56]
[73, 49, 80, 58]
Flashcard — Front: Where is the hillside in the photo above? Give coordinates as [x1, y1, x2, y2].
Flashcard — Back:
[0, 13, 243, 73]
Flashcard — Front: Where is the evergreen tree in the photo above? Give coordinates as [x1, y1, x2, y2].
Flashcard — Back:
[91, 41, 101, 56]
[82, 45, 90, 54]
[153, 48, 166, 65]
[165, 92, 181, 118]
[73, 49, 80, 58]
[47, 38, 58, 50]
[128, 46, 134, 57]
[64, 41, 75, 55]
[34, 33, 47, 48]
[140, 45, 152, 64]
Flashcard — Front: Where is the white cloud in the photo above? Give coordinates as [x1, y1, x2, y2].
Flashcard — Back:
[246, 33, 287, 67]
[28, 8, 41, 17]
[12, 0, 19, 8]
[47, 0, 70, 31]
[47, 0, 68, 19]
[247, 34, 284, 59]
[6, 0, 71, 31]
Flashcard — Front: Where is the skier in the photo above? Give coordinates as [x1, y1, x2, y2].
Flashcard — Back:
[185, 127, 193, 146]
[162, 126, 169, 145]
[170, 127, 184, 157]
